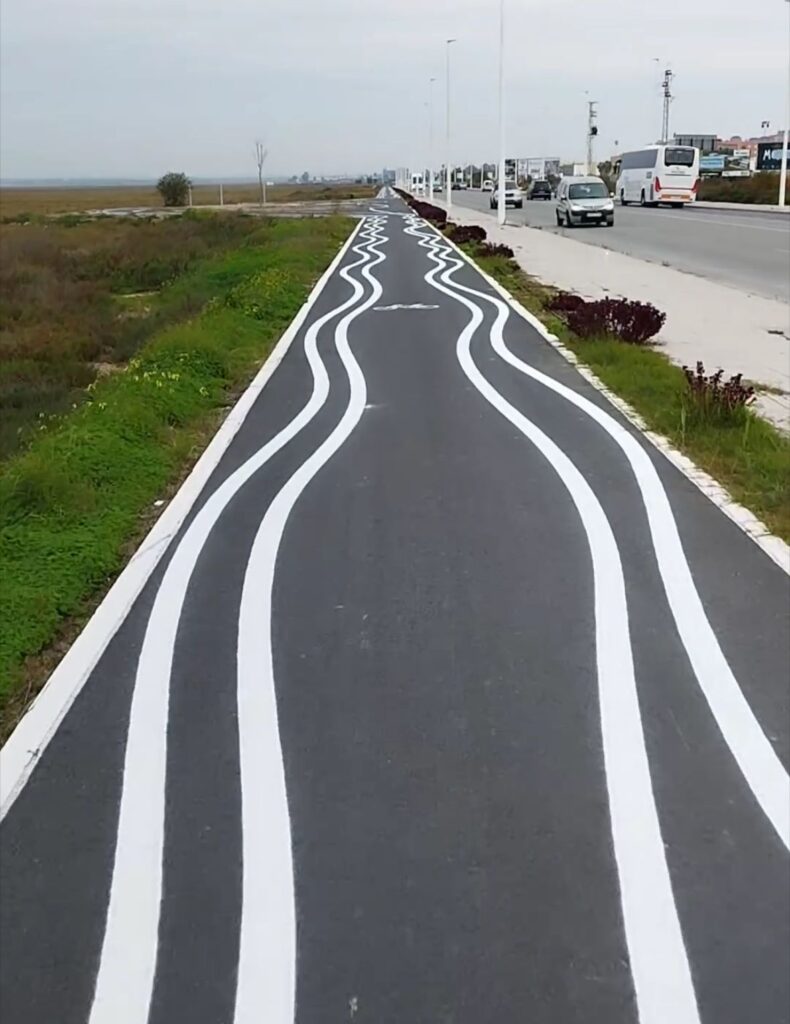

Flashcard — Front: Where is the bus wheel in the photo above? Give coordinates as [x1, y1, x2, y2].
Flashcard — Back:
[640, 191, 647, 207]
[671, 202, 684, 209]
[620, 190, 629, 206]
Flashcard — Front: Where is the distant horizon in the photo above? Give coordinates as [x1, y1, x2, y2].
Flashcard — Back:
[0, 174, 376, 188]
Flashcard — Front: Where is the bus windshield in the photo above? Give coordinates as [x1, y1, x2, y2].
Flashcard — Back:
[663, 147, 695, 167]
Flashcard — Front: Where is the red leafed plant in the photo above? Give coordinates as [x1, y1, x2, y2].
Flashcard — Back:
[545, 290, 587, 314]
[565, 297, 666, 344]
[682, 361, 756, 422]
[477, 241, 514, 259]
[445, 223, 487, 245]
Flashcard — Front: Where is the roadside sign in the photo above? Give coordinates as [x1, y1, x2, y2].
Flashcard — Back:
[757, 142, 787, 171]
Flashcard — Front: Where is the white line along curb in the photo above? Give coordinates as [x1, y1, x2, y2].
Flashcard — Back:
[0, 218, 367, 820]
[437, 223, 790, 576]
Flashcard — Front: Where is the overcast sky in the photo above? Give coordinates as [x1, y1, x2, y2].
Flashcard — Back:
[1, 0, 787, 179]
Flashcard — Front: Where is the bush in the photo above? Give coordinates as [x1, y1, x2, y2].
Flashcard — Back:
[697, 173, 787, 206]
[477, 242, 514, 259]
[565, 297, 666, 344]
[156, 172, 191, 208]
[545, 290, 587, 314]
[445, 223, 487, 245]
[682, 361, 755, 423]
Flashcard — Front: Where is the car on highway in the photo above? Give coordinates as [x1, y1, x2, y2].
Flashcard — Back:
[527, 179, 552, 200]
[451, 181, 468, 191]
[490, 181, 524, 209]
[555, 176, 614, 227]
[481, 179, 495, 192]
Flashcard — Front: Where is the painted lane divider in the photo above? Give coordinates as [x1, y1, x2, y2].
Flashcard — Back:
[87, 218, 384, 1024]
[413, 218, 790, 852]
[410, 221, 702, 1024]
[233, 218, 388, 1024]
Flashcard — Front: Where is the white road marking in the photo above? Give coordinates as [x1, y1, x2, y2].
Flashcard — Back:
[409, 218, 701, 1024]
[233, 217, 387, 1023]
[373, 302, 439, 311]
[87, 218, 380, 1024]
[0, 220, 372, 823]
[422, 219, 790, 852]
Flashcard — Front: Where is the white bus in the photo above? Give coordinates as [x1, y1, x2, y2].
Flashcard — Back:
[615, 144, 699, 207]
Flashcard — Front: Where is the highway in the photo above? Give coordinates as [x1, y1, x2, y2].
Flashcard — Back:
[1, 193, 788, 1024]
[451, 189, 790, 302]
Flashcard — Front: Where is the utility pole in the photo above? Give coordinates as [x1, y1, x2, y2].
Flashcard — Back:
[428, 77, 436, 201]
[496, 0, 506, 225]
[779, 0, 789, 207]
[446, 38, 456, 209]
[586, 101, 598, 175]
[661, 67, 674, 144]
[255, 142, 268, 206]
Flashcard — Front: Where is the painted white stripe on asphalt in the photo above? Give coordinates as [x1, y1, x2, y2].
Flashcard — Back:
[421, 221, 790, 851]
[0, 219, 369, 822]
[234, 218, 387, 1024]
[87, 218, 377, 1024]
[410, 220, 701, 1024]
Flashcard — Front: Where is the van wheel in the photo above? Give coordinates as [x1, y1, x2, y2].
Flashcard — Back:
[620, 190, 629, 206]
[640, 190, 647, 207]
[555, 210, 562, 226]
[565, 211, 574, 228]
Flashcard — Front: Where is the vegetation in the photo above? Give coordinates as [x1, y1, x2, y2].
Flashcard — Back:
[156, 171, 191, 207]
[553, 294, 666, 344]
[456, 248, 790, 542]
[0, 212, 272, 460]
[0, 214, 352, 735]
[698, 172, 789, 205]
[682, 362, 756, 425]
[0, 182, 377, 219]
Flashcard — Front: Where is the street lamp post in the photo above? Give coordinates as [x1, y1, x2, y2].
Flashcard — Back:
[779, 0, 789, 207]
[446, 38, 456, 209]
[428, 77, 436, 202]
[496, 0, 506, 226]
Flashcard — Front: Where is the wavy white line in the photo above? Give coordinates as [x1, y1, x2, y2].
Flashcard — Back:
[233, 218, 387, 1023]
[411, 220, 701, 1024]
[88, 217, 381, 1024]
[411, 217, 790, 851]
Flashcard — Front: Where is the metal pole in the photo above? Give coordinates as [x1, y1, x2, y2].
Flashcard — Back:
[496, 0, 506, 225]
[778, 0, 789, 206]
[586, 101, 597, 175]
[446, 39, 456, 209]
[429, 77, 436, 201]
[219, 183, 224, 206]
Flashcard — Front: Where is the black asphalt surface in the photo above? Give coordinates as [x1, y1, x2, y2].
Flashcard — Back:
[1, 192, 788, 1024]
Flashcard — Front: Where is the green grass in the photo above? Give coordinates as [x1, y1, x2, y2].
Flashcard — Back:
[0, 216, 353, 734]
[466, 248, 790, 542]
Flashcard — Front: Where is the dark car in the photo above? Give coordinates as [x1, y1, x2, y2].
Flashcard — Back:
[528, 179, 552, 200]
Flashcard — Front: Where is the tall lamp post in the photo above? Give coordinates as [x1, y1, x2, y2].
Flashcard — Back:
[496, 0, 506, 225]
[428, 77, 436, 201]
[446, 38, 456, 209]
[779, 0, 789, 207]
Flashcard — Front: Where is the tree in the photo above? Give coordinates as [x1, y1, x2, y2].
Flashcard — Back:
[156, 172, 191, 207]
[596, 159, 617, 192]
[255, 141, 268, 206]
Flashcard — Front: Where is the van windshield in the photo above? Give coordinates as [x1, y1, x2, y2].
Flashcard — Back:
[568, 181, 607, 199]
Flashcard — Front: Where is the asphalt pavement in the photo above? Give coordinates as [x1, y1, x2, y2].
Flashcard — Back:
[450, 189, 790, 302]
[1, 192, 788, 1024]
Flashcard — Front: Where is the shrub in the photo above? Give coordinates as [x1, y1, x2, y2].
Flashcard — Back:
[156, 172, 191, 208]
[682, 361, 755, 423]
[545, 290, 586, 314]
[477, 242, 514, 259]
[565, 297, 666, 344]
[698, 173, 788, 206]
[445, 223, 487, 245]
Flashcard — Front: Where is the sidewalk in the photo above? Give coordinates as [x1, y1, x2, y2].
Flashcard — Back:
[436, 201, 790, 429]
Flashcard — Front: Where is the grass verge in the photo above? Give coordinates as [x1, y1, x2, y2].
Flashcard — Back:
[465, 249, 790, 542]
[0, 215, 353, 737]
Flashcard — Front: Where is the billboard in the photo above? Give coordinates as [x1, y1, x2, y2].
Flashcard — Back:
[757, 142, 788, 171]
[513, 157, 561, 181]
[700, 154, 725, 174]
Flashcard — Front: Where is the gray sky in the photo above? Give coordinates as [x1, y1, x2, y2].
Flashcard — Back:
[1, 0, 787, 179]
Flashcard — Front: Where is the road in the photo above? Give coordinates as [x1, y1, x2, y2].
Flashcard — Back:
[450, 189, 790, 302]
[1, 193, 788, 1024]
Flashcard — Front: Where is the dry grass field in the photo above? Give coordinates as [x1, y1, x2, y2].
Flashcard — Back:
[0, 182, 376, 218]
